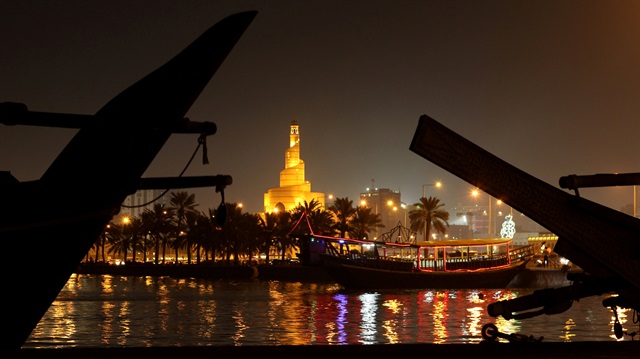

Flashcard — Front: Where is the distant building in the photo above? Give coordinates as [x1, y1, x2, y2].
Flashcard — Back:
[359, 187, 402, 240]
[263, 120, 325, 214]
[446, 224, 472, 240]
[119, 189, 169, 221]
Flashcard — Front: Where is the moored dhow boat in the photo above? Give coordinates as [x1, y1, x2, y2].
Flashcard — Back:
[299, 234, 535, 290]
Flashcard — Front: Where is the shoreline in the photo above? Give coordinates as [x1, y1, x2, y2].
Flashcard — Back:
[75, 262, 577, 289]
[74, 262, 334, 282]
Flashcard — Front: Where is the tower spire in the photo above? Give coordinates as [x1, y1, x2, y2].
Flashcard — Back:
[289, 120, 299, 148]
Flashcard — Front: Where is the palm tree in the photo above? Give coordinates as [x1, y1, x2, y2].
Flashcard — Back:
[127, 216, 144, 263]
[169, 191, 198, 263]
[207, 207, 223, 261]
[87, 224, 110, 262]
[212, 202, 252, 264]
[183, 211, 215, 264]
[100, 224, 110, 262]
[409, 196, 450, 241]
[86, 240, 98, 263]
[138, 212, 155, 263]
[290, 199, 334, 236]
[239, 213, 262, 263]
[183, 211, 198, 264]
[141, 204, 173, 264]
[349, 205, 384, 240]
[286, 199, 334, 260]
[140, 207, 156, 263]
[258, 211, 291, 263]
[169, 233, 183, 264]
[328, 197, 356, 238]
[106, 223, 129, 263]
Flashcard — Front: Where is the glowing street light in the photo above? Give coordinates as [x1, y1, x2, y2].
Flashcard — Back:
[422, 181, 442, 198]
[472, 189, 495, 238]
[361, 199, 394, 239]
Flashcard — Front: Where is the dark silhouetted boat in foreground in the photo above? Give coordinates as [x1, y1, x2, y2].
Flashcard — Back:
[0, 11, 257, 353]
[410, 114, 640, 342]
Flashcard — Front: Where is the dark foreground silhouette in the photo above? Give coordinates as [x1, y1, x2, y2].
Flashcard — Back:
[0, 11, 257, 352]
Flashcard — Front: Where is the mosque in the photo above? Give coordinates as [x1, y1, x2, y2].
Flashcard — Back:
[263, 120, 325, 214]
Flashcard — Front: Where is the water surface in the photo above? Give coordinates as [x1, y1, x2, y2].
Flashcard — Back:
[25, 274, 631, 348]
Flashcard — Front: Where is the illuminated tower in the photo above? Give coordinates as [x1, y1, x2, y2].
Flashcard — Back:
[263, 120, 325, 214]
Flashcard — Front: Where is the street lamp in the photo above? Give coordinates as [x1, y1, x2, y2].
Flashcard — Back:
[362, 199, 395, 239]
[495, 200, 504, 237]
[122, 216, 131, 264]
[360, 199, 378, 239]
[422, 181, 442, 198]
[472, 189, 494, 238]
[360, 199, 378, 214]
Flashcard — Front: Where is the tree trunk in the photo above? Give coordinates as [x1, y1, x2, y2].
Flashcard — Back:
[101, 235, 106, 262]
[161, 240, 167, 264]
[154, 236, 160, 265]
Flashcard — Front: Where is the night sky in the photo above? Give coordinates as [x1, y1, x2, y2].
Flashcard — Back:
[1, 0, 638, 215]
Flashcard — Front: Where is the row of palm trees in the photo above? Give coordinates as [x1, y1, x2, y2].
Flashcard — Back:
[89, 192, 450, 266]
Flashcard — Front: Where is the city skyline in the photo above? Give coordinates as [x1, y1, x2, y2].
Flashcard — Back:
[1, 0, 638, 215]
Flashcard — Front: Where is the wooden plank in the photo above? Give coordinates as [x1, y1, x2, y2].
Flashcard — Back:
[409, 114, 640, 288]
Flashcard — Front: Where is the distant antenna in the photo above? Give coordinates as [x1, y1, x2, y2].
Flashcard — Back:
[371, 177, 375, 190]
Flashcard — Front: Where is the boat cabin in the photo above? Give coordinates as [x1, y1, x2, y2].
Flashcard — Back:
[298, 234, 535, 272]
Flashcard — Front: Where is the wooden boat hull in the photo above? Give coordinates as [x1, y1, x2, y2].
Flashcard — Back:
[1, 12, 257, 352]
[320, 254, 528, 290]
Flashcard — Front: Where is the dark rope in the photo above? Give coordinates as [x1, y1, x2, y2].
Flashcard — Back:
[122, 132, 209, 209]
[198, 133, 209, 165]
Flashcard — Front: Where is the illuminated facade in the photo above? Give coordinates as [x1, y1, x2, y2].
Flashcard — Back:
[359, 188, 402, 239]
[120, 189, 168, 219]
[263, 120, 325, 213]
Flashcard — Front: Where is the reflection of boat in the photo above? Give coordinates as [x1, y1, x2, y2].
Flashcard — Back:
[1, 11, 257, 352]
[300, 234, 534, 290]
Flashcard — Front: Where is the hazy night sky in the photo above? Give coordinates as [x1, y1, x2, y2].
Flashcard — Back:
[1, 0, 638, 216]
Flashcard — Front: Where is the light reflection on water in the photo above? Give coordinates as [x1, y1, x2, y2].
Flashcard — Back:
[24, 274, 630, 348]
